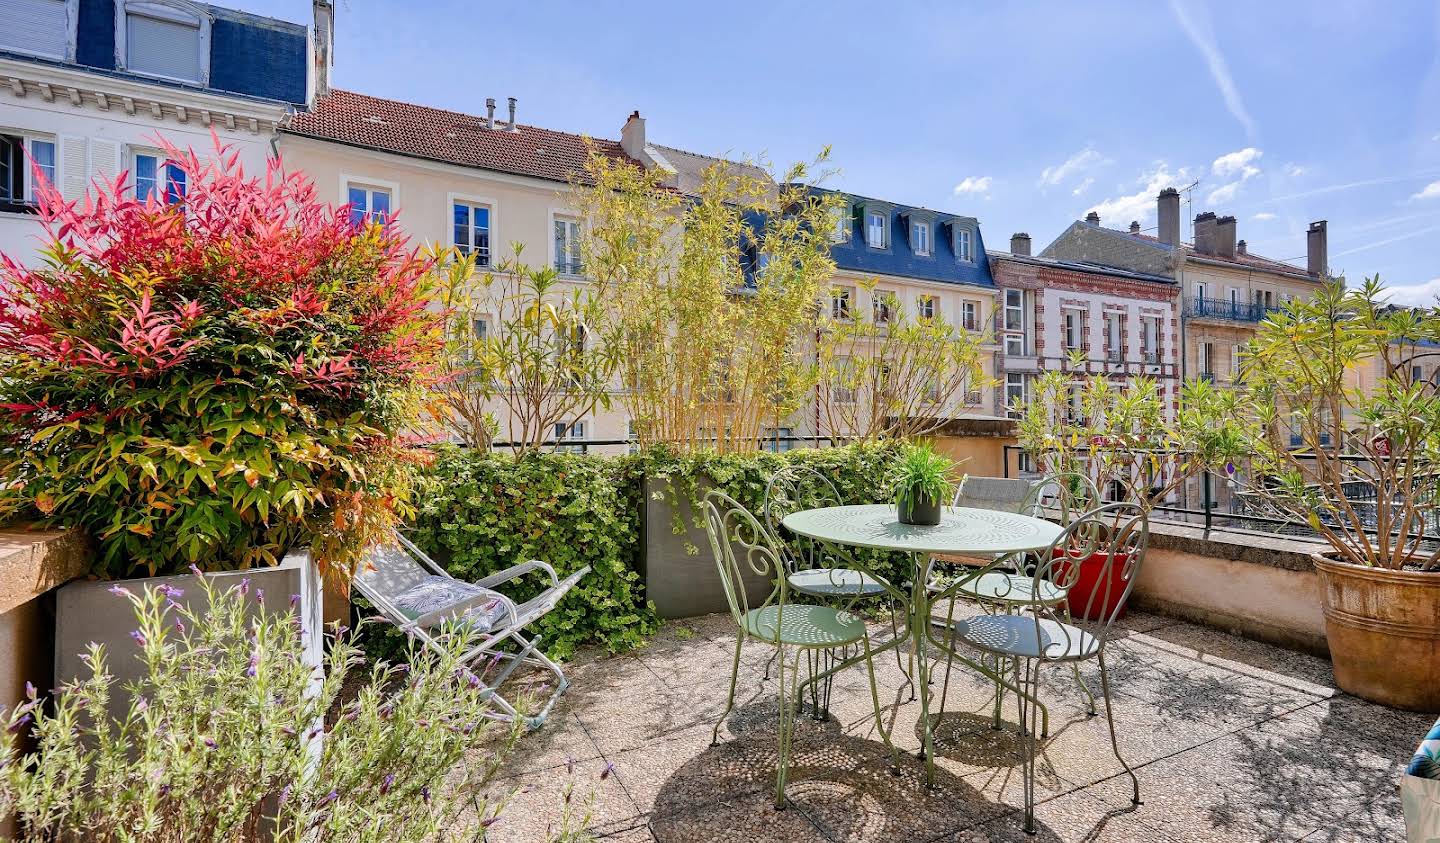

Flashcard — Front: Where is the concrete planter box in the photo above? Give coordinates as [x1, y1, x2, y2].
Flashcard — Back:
[54, 551, 324, 723]
[641, 476, 772, 619]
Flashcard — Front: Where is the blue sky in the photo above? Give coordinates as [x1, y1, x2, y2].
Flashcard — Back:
[248, 0, 1440, 303]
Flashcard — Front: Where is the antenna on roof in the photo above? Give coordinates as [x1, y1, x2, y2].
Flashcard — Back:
[1178, 179, 1200, 242]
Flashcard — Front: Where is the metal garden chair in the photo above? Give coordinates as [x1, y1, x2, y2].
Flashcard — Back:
[703, 489, 898, 809]
[934, 472, 1101, 723]
[355, 533, 589, 730]
[763, 466, 910, 709]
[936, 502, 1148, 834]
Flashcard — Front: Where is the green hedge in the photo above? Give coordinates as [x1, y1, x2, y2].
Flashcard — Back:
[400, 442, 907, 659]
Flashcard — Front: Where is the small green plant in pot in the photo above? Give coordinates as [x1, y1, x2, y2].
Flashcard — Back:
[894, 443, 954, 526]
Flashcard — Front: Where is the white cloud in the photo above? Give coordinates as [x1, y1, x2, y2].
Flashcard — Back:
[1411, 180, 1440, 201]
[1381, 278, 1440, 307]
[1087, 162, 1191, 227]
[1213, 147, 1262, 178]
[1071, 177, 1094, 197]
[1168, 0, 1258, 139]
[1039, 147, 1107, 188]
[1252, 212, 1277, 221]
[1206, 147, 1262, 204]
[1285, 163, 1307, 178]
[952, 176, 993, 196]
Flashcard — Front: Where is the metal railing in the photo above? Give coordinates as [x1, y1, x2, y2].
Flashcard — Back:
[1184, 297, 1281, 323]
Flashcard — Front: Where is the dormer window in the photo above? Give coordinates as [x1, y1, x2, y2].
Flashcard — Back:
[0, 0, 78, 61]
[953, 224, 974, 262]
[912, 221, 931, 256]
[829, 205, 851, 243]
[865, 209, 887, 249]
[116, 1, 211, 85]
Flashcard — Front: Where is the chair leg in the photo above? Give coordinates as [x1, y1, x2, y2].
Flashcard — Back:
[862, 634, 902, 774]
[1071, 660, 1097, 717]
[1019, 657, 1041, 836]
[774, 646, 798, 810]
[712, 635, 744, 747]
[890, 602, 914, 701]
[762, 647, 778, 682]
[1098, 650, 1141, 806]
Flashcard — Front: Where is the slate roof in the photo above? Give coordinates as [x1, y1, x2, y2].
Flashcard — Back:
[649, 144, 773, 196]
[282, 89, 639, 183]
[1077, 219, 1315, 280]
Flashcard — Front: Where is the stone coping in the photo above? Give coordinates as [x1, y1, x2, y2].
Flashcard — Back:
[0, 526, 91, 614]
[1145, 519, 1330, 572]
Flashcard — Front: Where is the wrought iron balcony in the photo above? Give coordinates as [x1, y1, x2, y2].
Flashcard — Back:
[1184, 296, 1281, 323]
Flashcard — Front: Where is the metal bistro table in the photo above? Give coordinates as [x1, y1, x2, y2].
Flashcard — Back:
[781, 503, 1064, 784]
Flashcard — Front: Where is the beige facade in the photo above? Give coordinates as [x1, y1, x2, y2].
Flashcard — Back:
[1178, 255, 1322, 384]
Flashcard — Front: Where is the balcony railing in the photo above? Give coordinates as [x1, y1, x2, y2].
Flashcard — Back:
[1185, 297, 1281, 323]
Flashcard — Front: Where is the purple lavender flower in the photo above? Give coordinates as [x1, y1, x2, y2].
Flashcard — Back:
[7, 714, 32, 734]
[420, 786, 431, 804]
[1225, 461, 1236, 476]
[600, 761, 616, 781]
[189, 564, 203, 577]
[108, 585, 130, 597]
[24, 682, 35, 700]
[289, 593, 300, 607]
[254, 588, 264, 604]
[202, 737, 217, 749]
[130, 630, 146, 646]
[158, 783, 172, 797]
[238, 577, 250, 595]
[278, 784, 291, 805]
[317, 790, 339, 808]
[380, 773, 395, 795]
[174, 619, 185, 634]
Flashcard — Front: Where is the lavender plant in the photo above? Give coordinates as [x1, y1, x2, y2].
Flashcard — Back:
[0, 572, 595, 842]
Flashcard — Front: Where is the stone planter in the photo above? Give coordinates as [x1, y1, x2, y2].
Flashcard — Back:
[1312, 553, 1440, 712]
[54, 551, 324, 723]
[642, 476, 772, 619]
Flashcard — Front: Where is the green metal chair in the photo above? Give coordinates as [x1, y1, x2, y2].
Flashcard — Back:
[763, 466, 911, 709]
[703, 489, 898, 809]
[937, 502, 1148, 834]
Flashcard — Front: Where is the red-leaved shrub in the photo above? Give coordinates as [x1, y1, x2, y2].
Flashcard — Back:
[0, 136, 442, 580]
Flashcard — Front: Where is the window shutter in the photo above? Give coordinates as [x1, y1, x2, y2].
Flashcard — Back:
[127, 11, 202, 81]
[0, 0, 70, 60]
[58, 135, 88, 200]
[89, 138, 121, 186]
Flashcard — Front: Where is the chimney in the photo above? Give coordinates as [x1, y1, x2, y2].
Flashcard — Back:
[621, 110, 646, 160]
[1193, 211, 1217, 255]
[1085, 211, 1100, 225]
[505, 97, 519, 132]
[1215, 215, 1237, 258]
[484, 98, 495, 130]
[1010, 232, 1032, 256]
[310, 0, 334, 101]
[1157, 187, 1180, 246]
[1129, 221, 1141, 235]
[1307, 220, 1328, 277]
[1237, 239, 1247, 255]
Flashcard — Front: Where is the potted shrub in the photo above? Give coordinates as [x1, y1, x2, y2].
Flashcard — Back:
[0, 139, 442, 689]
[894, 443, 953, 526]
[1193, 277, 1440, 711]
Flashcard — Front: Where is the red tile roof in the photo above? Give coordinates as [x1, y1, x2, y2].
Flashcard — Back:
[283, 89, 638, 184]
[1095, 223, 1314, 279]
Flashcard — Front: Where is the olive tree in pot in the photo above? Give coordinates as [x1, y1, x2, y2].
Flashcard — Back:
[1195, 277, 1440, 711]
[894, 443, 955, 526]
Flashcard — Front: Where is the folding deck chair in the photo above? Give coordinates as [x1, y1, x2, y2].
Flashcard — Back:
[355, 533, 589, 729]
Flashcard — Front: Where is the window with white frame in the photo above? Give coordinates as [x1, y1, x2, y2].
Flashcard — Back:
[962, 300, 979, 331]
[1004, 289, 1030, 356]
[1104, 311, 1122, 361]
[118, 0, 209, 84]
[872, 290, 894, 324]
[918, 294, 937, 320]
[553, 420, 586, 454]
[1063, 308, 1083, 351]
[1199, 341, 1213, 377]
[1141, 315, 1160, 362]
[0, 0, 75, 61]
[865, 210, 887, 248]
[452, 200, 491, 265]
[133, 150, 186, 204]
[831, 286, 854, 320]
[1228, 287, 1241, 309]
[553, 216, 582, 275]
[1195, 281, 1207, 300]
[830, 205, 850, 242]
[954, 227, 973, 262]
[912, 220, 931, 256]
[344, 183, 389, 226]
[0, 133, 56, 206]
[1004, 372, 1029, 418]
[1230, 344, 1242, 380]
[1067, 382, 1084, 422]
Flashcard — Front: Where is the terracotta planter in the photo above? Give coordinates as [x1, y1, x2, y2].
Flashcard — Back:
[1312, 553, 1440, 712]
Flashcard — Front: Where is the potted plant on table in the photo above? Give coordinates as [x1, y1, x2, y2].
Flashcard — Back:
[1191, 276, 1440, 711]
[894, 443, 954, 526]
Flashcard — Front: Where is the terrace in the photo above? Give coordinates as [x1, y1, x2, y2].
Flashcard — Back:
[475, 603, 1424, 843]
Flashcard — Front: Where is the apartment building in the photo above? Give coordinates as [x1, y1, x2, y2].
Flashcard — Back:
[1042, 188, 1328, 386]
[989, 233, 1179, 422]
[0, 0, 318, 263]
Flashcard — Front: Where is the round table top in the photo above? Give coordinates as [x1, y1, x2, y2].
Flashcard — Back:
[781, 504, 1063, 556]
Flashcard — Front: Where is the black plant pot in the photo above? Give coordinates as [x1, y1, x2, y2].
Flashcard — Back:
[898, 492, 942, 526]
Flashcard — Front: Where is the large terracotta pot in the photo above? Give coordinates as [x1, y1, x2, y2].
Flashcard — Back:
[1312, 553, 1440, 712]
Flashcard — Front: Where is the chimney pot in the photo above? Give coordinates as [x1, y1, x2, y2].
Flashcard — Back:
[620, 109, 648, 161]
[506, 97, 518, 132]
[1129, 221, 1141, 234]
[1157, 187, 1180, 246]
[485, 97, 495, 130]
[1085, 211, 1100, 225]
[1215, 215, 1237, 258]
[1307, 220, 1328, 277]
[1010, 232, 1032, 256]
[1193, 212, 1218, 255]
[1237, 239, 1247, 255]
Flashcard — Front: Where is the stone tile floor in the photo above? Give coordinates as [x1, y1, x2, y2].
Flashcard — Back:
[473, 608, 1432, 842]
